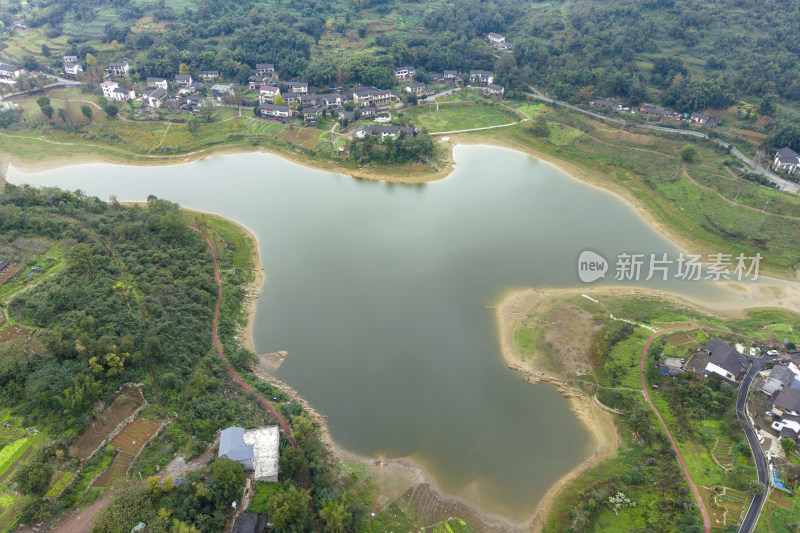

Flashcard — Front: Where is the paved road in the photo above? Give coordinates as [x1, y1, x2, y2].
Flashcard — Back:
[525, 91, 800, 194]
[737, 353, 776, 533]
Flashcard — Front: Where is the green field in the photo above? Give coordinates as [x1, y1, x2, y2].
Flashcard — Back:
[400, 103, 516, 133]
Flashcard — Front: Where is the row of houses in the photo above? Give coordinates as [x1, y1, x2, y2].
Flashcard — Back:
[258, 85, 401, 123]
[395, 67, 504, 97]
[765, 362, 800, 441]
[354, 124, 418, 141]
[589, 100, 720, 127]
[657, 339, 746, 384]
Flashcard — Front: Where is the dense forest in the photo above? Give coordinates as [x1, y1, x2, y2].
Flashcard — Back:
[3, 0, 800, 109]
[0, 186, 367, 532]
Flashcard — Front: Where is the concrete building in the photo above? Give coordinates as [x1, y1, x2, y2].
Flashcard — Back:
[218, 426, 280, 482]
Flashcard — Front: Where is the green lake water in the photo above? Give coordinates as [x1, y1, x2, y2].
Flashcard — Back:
[8, 144, 733, 521]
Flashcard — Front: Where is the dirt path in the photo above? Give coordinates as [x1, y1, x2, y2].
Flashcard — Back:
[681, 162, 800, 221]
[190, 226, 308, 490]
[154, 123, 171, 150]
[48, 492, 114, 533]
[429, 121, 520, 135]
[190, 228, 301, 441]
[640, 325, 764, 533]
[640, 326, 711, 533]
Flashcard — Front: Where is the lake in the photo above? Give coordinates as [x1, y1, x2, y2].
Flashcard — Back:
[7, 145, 731, 521]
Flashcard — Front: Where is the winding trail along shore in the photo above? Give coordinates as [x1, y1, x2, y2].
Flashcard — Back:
[190, 226, 300, 450]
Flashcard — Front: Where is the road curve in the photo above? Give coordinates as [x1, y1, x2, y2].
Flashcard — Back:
[190, 226, 299, 449]
[736, 356, 771, 533]
[524, 91, 800, 194]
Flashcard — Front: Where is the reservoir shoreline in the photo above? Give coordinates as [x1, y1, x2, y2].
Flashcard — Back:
[8, 144, 800, 530]
[3, 132, 794, 282]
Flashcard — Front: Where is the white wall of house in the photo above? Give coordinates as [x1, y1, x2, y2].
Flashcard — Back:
[704, 362, 735, 381]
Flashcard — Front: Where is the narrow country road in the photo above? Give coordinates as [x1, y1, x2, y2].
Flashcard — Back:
[190, 227, 299, 450]
[524, 90, 800, 194]
[640, 326, 712, 533]
[639, 326, 771, 533]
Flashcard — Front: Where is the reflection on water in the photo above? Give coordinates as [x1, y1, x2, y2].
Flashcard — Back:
[8, 145, 735, 521]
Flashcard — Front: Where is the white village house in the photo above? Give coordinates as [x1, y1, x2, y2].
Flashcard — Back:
[64, 62, 83, 76]
[146, 77, 168, 90]
[218, 426, 280, 482]
[486, 32, 505, 44]
[702, 339, 744, 382]
[259, 85, 280, 104]
[0, 64, 23, 84]
[100, 81, 135, 101]
[774, 147, 800, 174]
[108, 61, 129, 77]
[142, 87, 166, 109]
[260, 103, 292, 121]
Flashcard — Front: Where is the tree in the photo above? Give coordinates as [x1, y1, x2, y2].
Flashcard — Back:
[759, 93, 777, 116]
[529, 115, 550, 137]
[104, 104, 119, 117]
[66, 243, 95, 277]
[179, 63, 190, 75]
[40, 105, 53, 119]
[81, 105, 93, 120]
[85, 53, 97, 67]
[210, 456, 245, 502]
[266, 486, 310, 532]
[36, 96, 50, 111]
[172, 520, 200, 533]
[746, 479, 765, 495]
[60, 374, 102, 415]
[680, 144, 698, 163]
[782, 438, 797, 453]
[198, 100, 217, 122]
[13, 463, 53, 495]
[187, 116, 198, 134]
[274, 94, 284, 106]
[357, 22, 367, 39]
[320, 498, 351, 533]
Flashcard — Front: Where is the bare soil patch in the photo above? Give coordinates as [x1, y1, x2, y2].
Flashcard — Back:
[92, 451, 134, 488]
[11, 236, 53, 253]
[278, 127, 321, 150]
[0, 263, 22, 285]
[397, 483, 525, 533]
[542, 305, 601, 376]
[0, 324, 29, 343]
[109, 417, 160, 456]
[69, 384, 145, 461]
